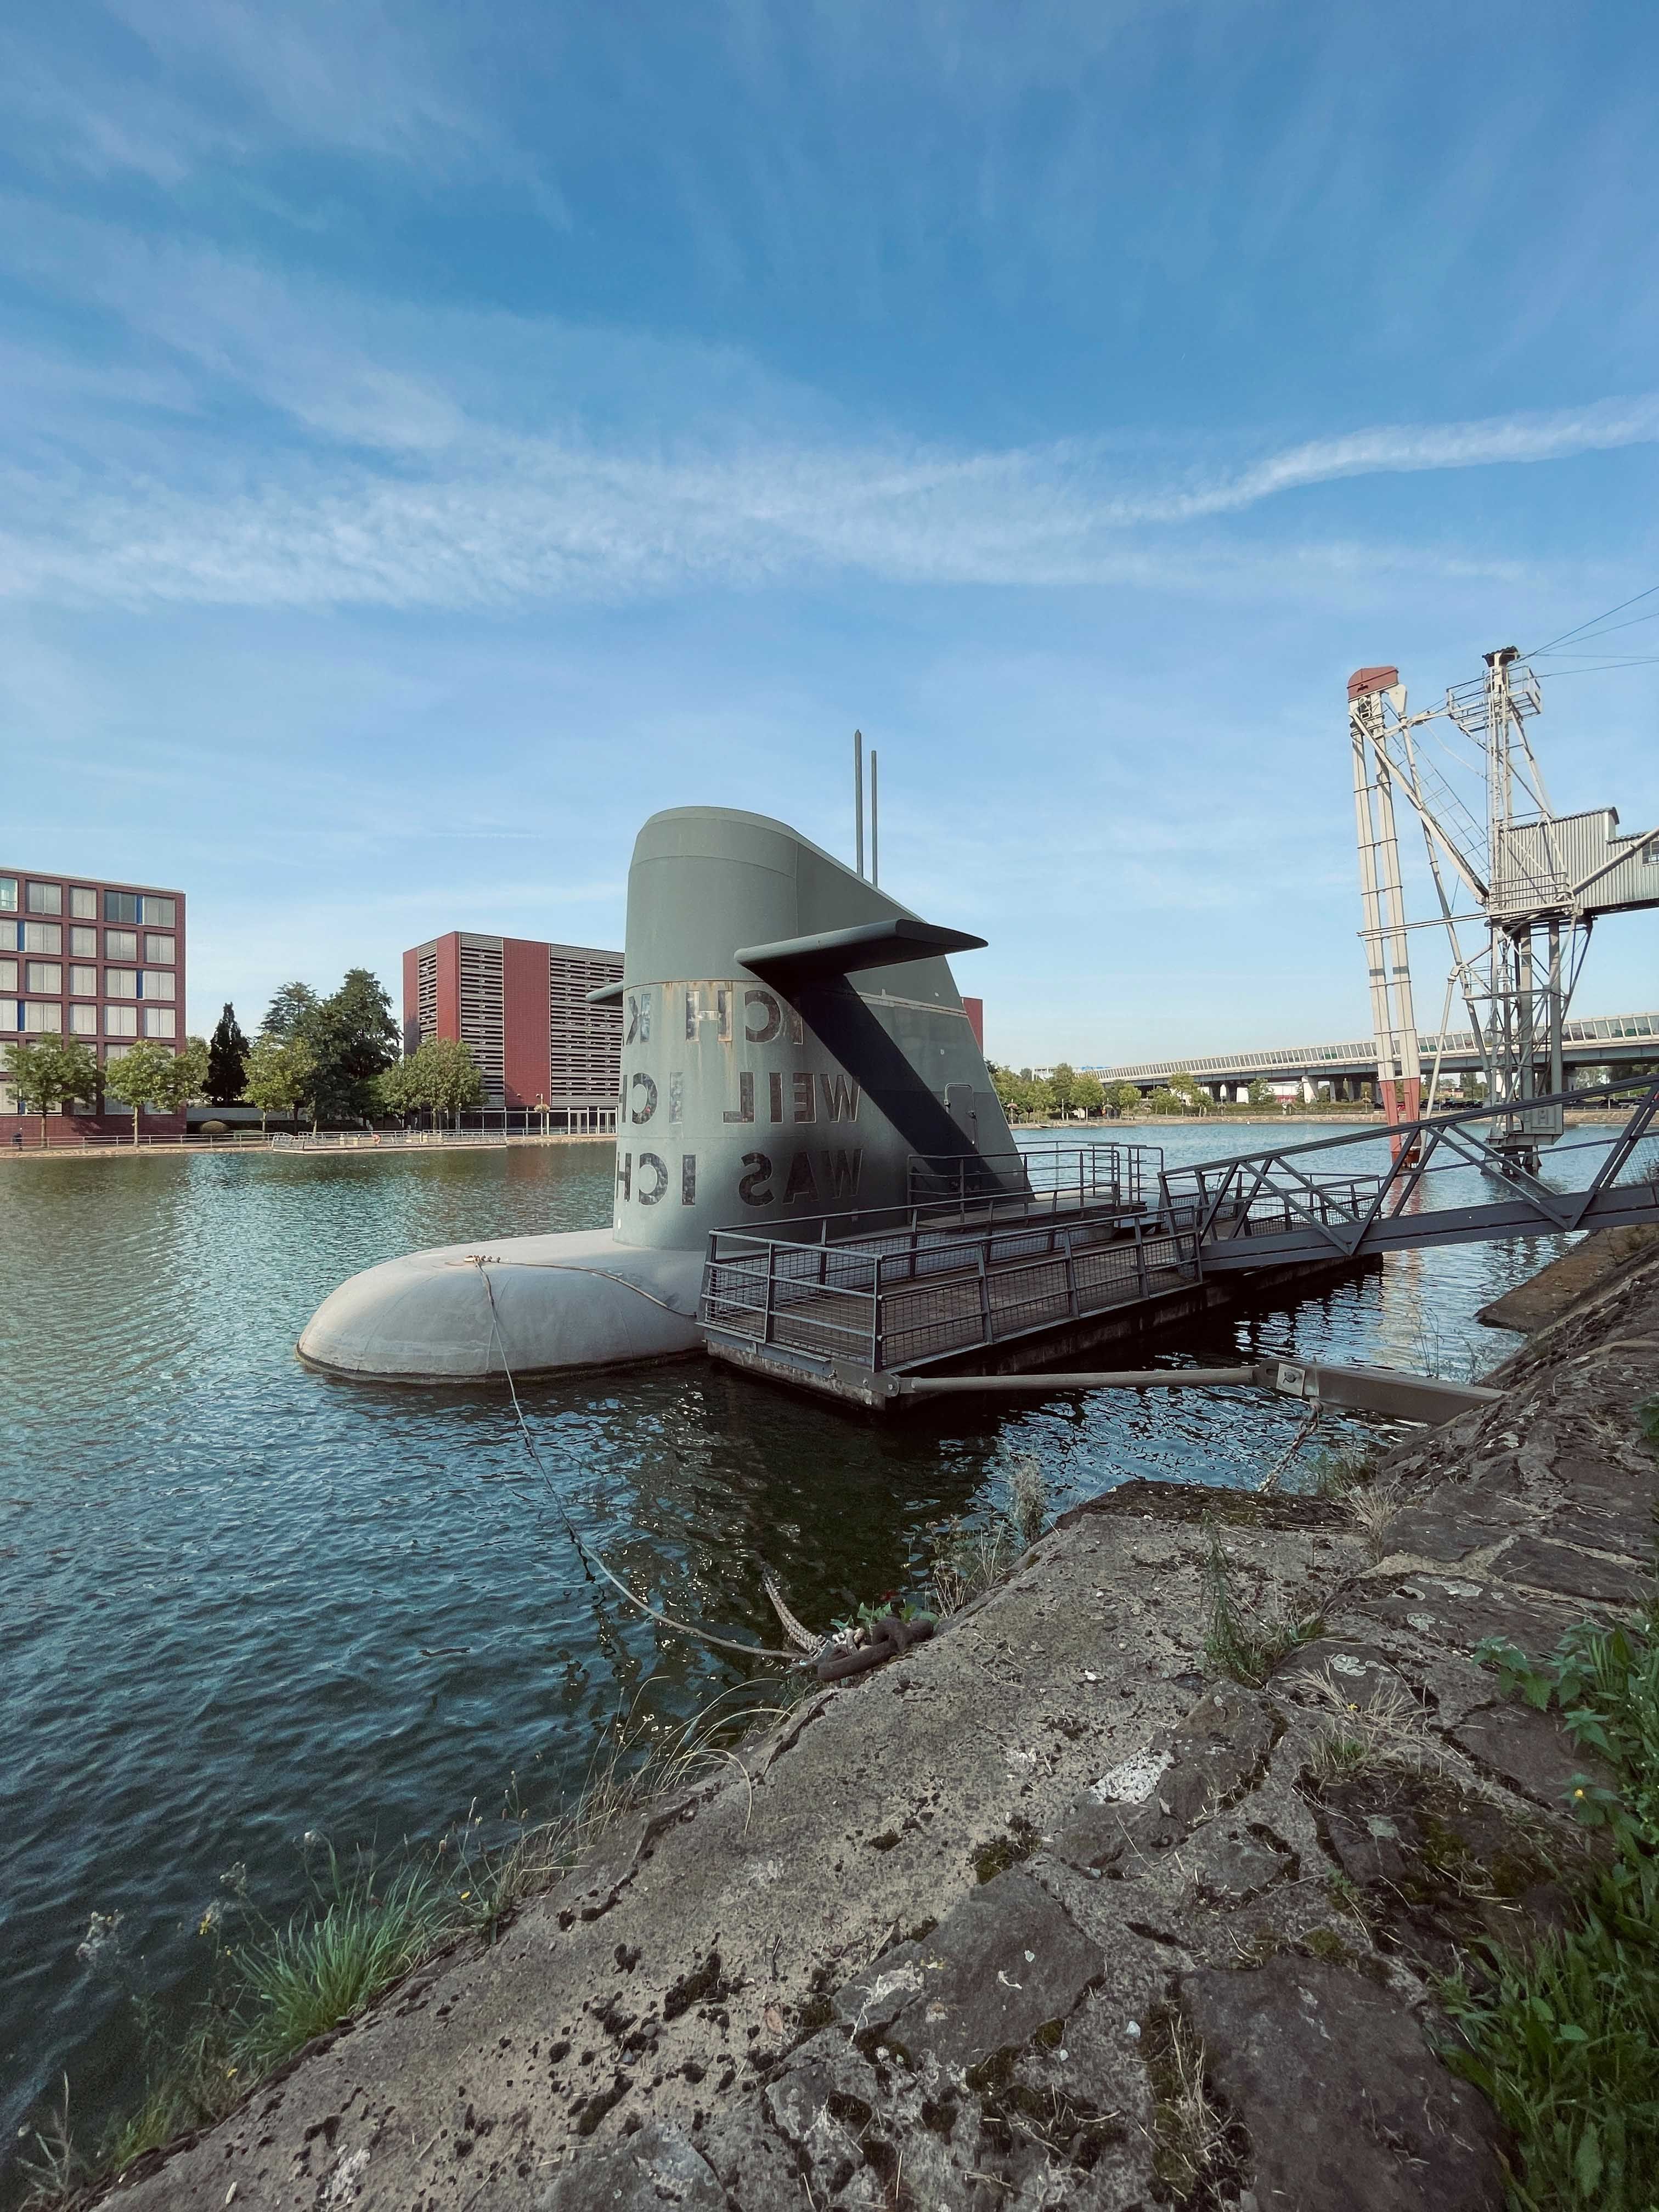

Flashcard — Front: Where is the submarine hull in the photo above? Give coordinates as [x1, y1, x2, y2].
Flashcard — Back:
[296, 1228, 703, 1383]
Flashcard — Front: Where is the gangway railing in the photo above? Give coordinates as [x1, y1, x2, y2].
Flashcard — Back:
[1181, 1075, 1659, 1272]
[701, 1203, 1199, 1376]
[906, 1140, 1160, 1216]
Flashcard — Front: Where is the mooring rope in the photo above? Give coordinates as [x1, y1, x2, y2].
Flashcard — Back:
[470, 1259, 815, 1664]
[1256, 1402, 1323, 1495]
[447, 1252, 696, 1317]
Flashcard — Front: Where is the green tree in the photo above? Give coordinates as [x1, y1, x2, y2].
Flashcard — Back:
[241, 1036, 318, 1133]
[2, 1037, 99, 1145]
[1049, 1062, 1079, 1116]
[303, 969, 400, 1124]
[102, 1041, 180, 1144]
[262, 982, 321, 1041]
[1246, 1077, 1276, 1110]
[1073, 1073, 1105, 1120]
[1149, 1085, 1183, 1115]
[207, 1004, 250, 1105]
[153, 1036, 210, 1121]
[413, 1036, 485, 1127]
[1111, 1082, 1142, 1117]
[987, 1063, 1029, 1122]
[374, 1056, 420, 1122]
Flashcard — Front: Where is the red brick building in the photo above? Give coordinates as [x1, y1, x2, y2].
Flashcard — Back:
[1, 865, 187, 1135]
[403, 933, 623, 1128]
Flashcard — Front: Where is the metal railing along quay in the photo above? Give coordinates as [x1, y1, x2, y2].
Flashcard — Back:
[701, 1141, 1196, 1380]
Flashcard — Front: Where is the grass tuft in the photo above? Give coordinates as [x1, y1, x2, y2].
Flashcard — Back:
[1201, 1521, 1322, 1687]
[234, 1853, 450, 2072]
[930, 1455, 1052, 1615]
[1143, 2010, 1231, 2203]
[1291, 1664, 1443, 1785]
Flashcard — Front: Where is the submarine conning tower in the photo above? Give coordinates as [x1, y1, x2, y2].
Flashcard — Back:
[606, 806, 1019, 1247]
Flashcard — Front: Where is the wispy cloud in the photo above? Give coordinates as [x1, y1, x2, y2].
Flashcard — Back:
[0, 400, 1613, 612]
[1111, 396, 1659, 523]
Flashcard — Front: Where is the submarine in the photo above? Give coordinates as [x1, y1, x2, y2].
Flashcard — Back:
[298, 805, 1020, 1383]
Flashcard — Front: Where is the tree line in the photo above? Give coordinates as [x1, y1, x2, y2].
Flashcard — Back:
[229, 973, 487, 1130]
[988, 1064, 1286, 1121]
[2, 967, 489, 1142]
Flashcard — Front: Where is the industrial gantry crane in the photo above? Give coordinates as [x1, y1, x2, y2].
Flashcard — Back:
[1348, 649, 1659, 1167]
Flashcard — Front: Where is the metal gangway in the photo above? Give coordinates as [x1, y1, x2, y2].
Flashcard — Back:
[697, 1078, 1659, 1407]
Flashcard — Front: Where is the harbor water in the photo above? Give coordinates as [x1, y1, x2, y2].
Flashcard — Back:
[0, 1125, 1581, 2178]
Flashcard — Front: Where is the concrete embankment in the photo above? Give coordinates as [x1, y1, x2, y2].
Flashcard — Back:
[103, 1243, 1659, 2211]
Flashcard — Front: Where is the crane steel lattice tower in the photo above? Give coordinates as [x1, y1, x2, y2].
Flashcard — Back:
[1348, 650, 1659, 1170]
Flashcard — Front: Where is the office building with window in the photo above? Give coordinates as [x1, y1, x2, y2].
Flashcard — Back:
[0, 867, 187, 1131]
[403, 933, 623, 1128]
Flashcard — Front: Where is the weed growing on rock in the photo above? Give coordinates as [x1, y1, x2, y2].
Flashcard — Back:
[1142, 2009, 1235, 2205]
[1200, 1522, 1322, 1687]
[1310, 1442, 1383, 1498]
[1341, 1474, 1407, 1559]
[930, 1459, 1052, 1614]
[1293, 1666, 1443, 1784]
[1442, 1582, 1659, 2210]
[234, 1853, 450, 2072]
[15, 2079, 79, 2207]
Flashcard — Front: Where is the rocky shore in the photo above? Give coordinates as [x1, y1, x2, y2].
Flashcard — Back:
[100, 1239, 1659, 2211]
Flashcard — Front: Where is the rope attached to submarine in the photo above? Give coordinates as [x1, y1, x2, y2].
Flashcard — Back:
[470, 1258, 933, 1680]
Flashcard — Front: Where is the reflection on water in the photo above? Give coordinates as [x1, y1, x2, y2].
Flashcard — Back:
[0, 1125, 1597, 2172]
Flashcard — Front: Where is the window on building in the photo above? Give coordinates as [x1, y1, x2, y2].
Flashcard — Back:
[0, 923, 15, 952]
[0, 878, 15, 912]
[25, 962, 62, 994]
[24, 1002, 63, 1032]
[69, 887, 97, 919]
[26, 882, 62, 916]
[0, 960, 14, 994]
[105, 928, 138, 961]
[140, 895, 176, 927]
[105, 968, 138, 998]
[142, 1007, 177, 1039]
[0, 1080, 15, 1114]
[0, 1000, 16, 1032]
[69, 965, 97, 996]
[69, 1002, 97, 1036]
[142, 969, 176, 1000]
[143, 933, 176, 964]
[105, 1005, 138, 1037]
[104, 1041, 132, 1063]
[104, 891, 139, 926]
[22, 922, 61, 956]
[69, 926, 96, 958]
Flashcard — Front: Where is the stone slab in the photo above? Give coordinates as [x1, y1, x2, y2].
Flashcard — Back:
[538, 2117, 726, 2210]
[1475, 1224, 1659, 1333]
[1182, 1956, 1503, 2211]
[1386, 1483, 1532, 1563]
[840, 1870, 1101, 2077]
[1361, 1574, 1589, 1658]
[1449, 1700, 1612, 1812]
[1495, 1533, 1650, 1606]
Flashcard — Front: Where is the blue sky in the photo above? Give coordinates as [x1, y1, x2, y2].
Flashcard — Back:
[3, 1, 1657, 1066]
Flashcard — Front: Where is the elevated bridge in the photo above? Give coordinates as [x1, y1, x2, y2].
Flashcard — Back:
[698, 1077, 1659, 1408]
[1088, 1009, 1659, 1101]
